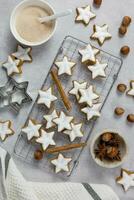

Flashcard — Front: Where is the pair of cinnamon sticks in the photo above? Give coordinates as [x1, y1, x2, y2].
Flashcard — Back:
[51, 69, 72, 111]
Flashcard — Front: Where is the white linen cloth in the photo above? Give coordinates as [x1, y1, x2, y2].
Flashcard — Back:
[0, 146, 119, 200]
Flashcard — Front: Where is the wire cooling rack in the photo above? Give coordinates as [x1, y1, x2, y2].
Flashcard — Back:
[14, 36, 123, 178]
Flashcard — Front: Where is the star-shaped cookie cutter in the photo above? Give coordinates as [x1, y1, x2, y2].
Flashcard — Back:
[0, 77, 32, 112]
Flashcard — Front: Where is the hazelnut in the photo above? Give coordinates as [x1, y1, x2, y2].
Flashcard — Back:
[34, 150, 43, 160]
[101, 132, 113, 142]
[119, 25, 127, 35]
[127, 114, 134, 123]
[122, 16, 131, 26]
[120, 46, 130, 55]
[106, 146, 119, 158]
[93, 0, 102, 6]
[117, 84, 127, 93]
[114, 107, 125, 116]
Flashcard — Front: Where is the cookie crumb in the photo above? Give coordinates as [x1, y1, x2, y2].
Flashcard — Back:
[93, 0, 102, 6]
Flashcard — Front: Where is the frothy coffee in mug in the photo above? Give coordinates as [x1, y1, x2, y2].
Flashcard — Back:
[15, 6, 55, 43]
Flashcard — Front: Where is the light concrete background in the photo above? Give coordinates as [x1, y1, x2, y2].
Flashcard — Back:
[0, 0, 134, 199]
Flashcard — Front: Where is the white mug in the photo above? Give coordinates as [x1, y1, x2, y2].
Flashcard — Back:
[10, 0, 57, 46]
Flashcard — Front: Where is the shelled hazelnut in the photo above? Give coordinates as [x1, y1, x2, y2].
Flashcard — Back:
[117, 84, 127, 93]
[114, 107, 125, 116]
[127, 114, 134, 123]
[119, 25, 127, 35]
[34, 150, 43, 160]
[93, 0, 102, 6]
[120, 46, 130, 55]
[122, 16, 132, 26]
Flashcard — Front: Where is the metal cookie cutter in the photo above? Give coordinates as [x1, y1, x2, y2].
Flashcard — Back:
[0, 77, 32, 112]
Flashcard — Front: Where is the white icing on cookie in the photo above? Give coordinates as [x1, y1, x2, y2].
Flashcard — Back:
[55, 56, 75, 76]
[0, 121, 14, 141]
[12, 45, 32, 62]
[79, 85, 99, 107]
[63, 122, 83, 142]
[51, 153, 72, 173]
[79, 44, 99, 64]
[76, 5, 96, 25]
[36, 129, 55, 151]
[127, 81, 134, 97]
[37, 87, 57, 108]
[69, 80, 87, 100]
[91, 24, 112, 45]
[22, 119, 42, 140]
[43, 110, 58, 129]
[53, 111, 73, 132]
[117, 170, 134, 192]
[88, 59, 107, 79]
[81, 103, 101, 120]
[3, 56, 21, 76]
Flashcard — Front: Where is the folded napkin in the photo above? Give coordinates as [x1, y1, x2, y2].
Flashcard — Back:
[0, 146, 119, 200]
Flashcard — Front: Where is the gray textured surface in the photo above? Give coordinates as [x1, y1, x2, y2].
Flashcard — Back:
[0, 0, 134, 199]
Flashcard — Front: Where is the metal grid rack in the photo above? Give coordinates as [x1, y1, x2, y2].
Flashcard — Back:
[14, 36, 123, 178]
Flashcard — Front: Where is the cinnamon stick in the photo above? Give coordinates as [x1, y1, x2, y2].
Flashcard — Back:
[51, 69, 72, 111]
[45, 143, 86, 154]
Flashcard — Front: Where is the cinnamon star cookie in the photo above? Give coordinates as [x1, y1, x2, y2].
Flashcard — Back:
[0, 120, 14, 141]
[88, 59, 107, 79]
[79, 44, 99, 64]
[79, 85, 99, 107]
[127, 80, 134, 97]
[51, 153, 72, 173]
[12, 45, 32, 62]
[22, 119, 42, 141]
[2, 56, 22, 76]
[81, 103, 101, 120]
[36, 129, 55, 151]
[63, 122, 83, 142]
[37, 87, 57, 108]
[55, 56, 76, 76]
[43, 109, 58, 129]
[69, 80, 87, 100]
[91, 24, 112, 46]
[116, 168, 134, 192]
[75, 5, 96, 25]
[53, 111, 73, 132]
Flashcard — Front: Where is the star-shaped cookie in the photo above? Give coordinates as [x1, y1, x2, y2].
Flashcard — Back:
[37, 87, 57, 108]
[127, 81, 134, 97]
[55, 56, 76, 76]
[43, 109, 58, 129]
[0, 120, 14, 141]
[79, 44, 99, 64]
[79, 85, 99, 107]
[2, 56, 22, 76]
[75, 5, 96, 25]
[88, 59, 107, 79]
[69, 80, 87, 100]
[63, 122, 83, 142]
[91, 24, 112, 46]
[12, 45, 32, 62]
[53, 111, 73, 132]
[116, 168, 134, 192]
[51, 153, 72, 173]
[22, 119, 42, 141]
[36, 129, 55, 151]
[81, 103, 101, 121]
